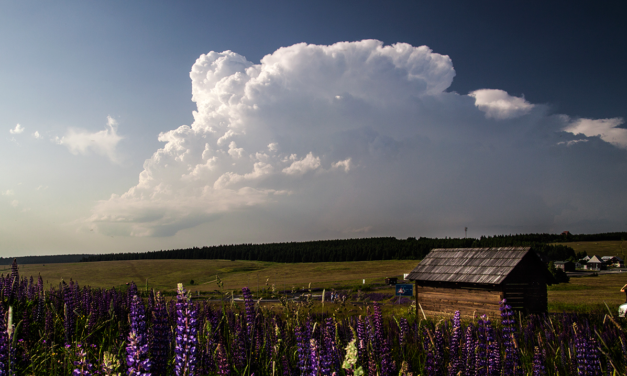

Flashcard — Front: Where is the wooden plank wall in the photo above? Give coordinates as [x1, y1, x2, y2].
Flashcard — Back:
[416, 285, 503, 317]
[503, 253, 549, 313]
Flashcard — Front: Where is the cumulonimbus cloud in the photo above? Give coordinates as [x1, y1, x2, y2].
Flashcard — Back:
[88, 40, 627, 239]
[55, 116, 123, 162]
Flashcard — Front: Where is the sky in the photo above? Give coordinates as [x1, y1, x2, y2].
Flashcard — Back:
[1, 1, 626, 256]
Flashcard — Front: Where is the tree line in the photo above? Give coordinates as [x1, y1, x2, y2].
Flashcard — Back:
[77, 233, 605, 263]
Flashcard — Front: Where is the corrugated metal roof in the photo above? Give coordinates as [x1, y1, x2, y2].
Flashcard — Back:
[406, 247, 531, 285]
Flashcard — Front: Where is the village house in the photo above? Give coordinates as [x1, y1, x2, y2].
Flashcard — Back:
[584, 255, 607, 271]
[554, 260, 575, 272]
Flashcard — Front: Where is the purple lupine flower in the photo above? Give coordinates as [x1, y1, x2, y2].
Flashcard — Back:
[532, 346, 546, 376]
[372, 302, 384, 357]
[399, 317, 409, 348]
[356, 316, 367, 365]
[295, 324, 310, 374]
[231, 319, 247, 371]
[27, 276, 34, 301]
[150, 292, 170, 376]
[380, 339, 396, 376]
[174, 283, 198, 376]
[574, 324, 588, 376]
[127, 282, 138, 307]
[424, 344, 436, 376]
[475, 316, 488, 376]
[242, 287, 255, 338]
[86, 299, 99, 339]
[73, 348, 93, 376]
[484, 316, 500, 376]
[126, 295, 151, 375]
[586, 336, 601, 376]
[320, 318, 336, 375]
[500, 300, 522, 376]
[281, 355, 290, 376]
[448, 311, 462, 376]
[310, 338, 320, 376]
[63, 280, 76, 344]
[0, 304, 9, 375]
[215, 343, 230, 376]
[433, 327, 445, 376]
[463, 325, 475, 376]
[36, 277, 45, 324]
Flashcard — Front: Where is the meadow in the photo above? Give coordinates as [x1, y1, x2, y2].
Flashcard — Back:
[552, 240, 627, 258]
[2, 244, 627, 375]
[11, 256, 627, 309]
[1, 257, 626, 376]
[9, 259, 420, 295]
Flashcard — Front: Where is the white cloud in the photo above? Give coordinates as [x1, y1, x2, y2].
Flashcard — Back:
[9, 124, 24, 134]
[469, 89, 534, 120]
[331, 158, 352, 172]
[32, 131, 42, 139]
[10, 200, 18, 208]
[557, 139, 588, 147]
[88, 40, 627, 239]
[55, 116, 123, 162]
[282, 153, 321, 175]
[227, 141, 244, 158]
[2, 190, 14, 196]
[563, 118, 627, 149]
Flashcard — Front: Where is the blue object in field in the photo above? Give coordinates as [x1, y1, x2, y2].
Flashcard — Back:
[395, 284, 413, 297]
[619, 303, 627, 318]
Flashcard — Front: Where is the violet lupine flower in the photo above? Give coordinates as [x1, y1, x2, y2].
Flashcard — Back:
[372, 302, 384, 357]
[27, 276, 34, 301]
[63, 281, 76, 344]
[73, 348, 93, 376]
[242, 287, 255, 338]
[320, 318, 337, 375]
[586, 336, 602, 376]
[310, 338, 320, 376]
[532, 346, 546, 376]
[463, 325, 475, 376]
[574, 324, 589, 376]
[380, 339, 396, 376]
[295, 324, 310, 374]
[424, 344, 436, 376]
[475, 316, 488, 376]
[448, 311, 462, 376]
[174, 283, 198, 376]
[433, 327, 445, 375]
[483, 316, 500, 376]
[150, 292, 170, 376]
[281, 355, 290, 376]
[356, 316, 367, 365]
[399, 317, 409, 348]
[0, 304, 9, 375]
[36, 283, 45, 324]
[127, 295, 151, 375]
[500, 299, 522, 376]
[231, 319, 247, 371]
[215, 343, 230, 376]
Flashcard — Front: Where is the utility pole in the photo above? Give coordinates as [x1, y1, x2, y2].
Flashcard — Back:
[465, 227, 468, 239]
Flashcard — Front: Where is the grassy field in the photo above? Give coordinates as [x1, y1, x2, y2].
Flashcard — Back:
[552, 240, 627, 258]
[548, 272, 626, 312]
[11, 259, 420, 294]
[9, 258, 627, 313]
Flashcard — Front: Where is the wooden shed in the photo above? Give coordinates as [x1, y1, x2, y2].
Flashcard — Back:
[406, 247, 553, 317]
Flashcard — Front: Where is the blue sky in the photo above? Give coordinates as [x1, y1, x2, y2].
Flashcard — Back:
[1, 1, 626, 256]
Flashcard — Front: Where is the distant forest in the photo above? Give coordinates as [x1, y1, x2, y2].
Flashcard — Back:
[79, 232, 626, 264]
[0, 254, 91, 265]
